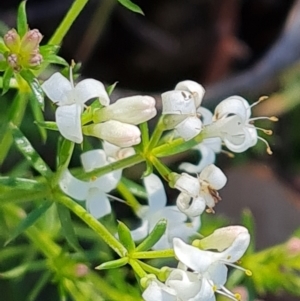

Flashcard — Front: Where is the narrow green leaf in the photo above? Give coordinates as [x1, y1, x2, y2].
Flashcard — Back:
[241, 208, 255, 254]
[118, 0, 144, 15]
[117, 221, 135, 252]
[35, 120, 59, 131]
[17, 1, 28, 38]
[0, 177, 44, 190]
[120, 177, 147, 199]
[5, 201, 53, 246]
[42, 54, 68, 67]
[39, 44, 60, 56]
[20, 69, 44, 110]
[9, 123, 53, 178]
[56, 203, 82, 252]
[27, 271, 52, 301]
[57, 138, 74, 171]
[29, 96, 47, 142]
[95, 257, 128, 270]
[2, 67, 13, 95]
[106, 81, 118, 96]
[135, 219, 167, 252]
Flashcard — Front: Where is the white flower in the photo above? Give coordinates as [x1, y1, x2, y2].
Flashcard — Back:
[175, 164, 227, 217]
[42, 72, 109, 143]
[59, 149, 121, 219]
[102, 141, 135, 161]
[142, 279, 178, 301]
[179, 107, 222, 173]
[205, 96, 275, 154]
[173, 226, 250, 301]
[93, 95, 157, 125]
[131, 174, 200, 250]
[83, 120, 141, 147]
[162, 80, 205, 141]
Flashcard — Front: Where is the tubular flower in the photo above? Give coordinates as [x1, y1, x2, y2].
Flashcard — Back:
[42, 72, 109, 143]
[93, 95, 157, 125]
[204, 96, 276, 154]
[131, 174, 200, 250]
[59, 149, 121, 219]
[162, 80, 205, 141]
[175, 164, 227, 217]
[173, 226, 251, 301]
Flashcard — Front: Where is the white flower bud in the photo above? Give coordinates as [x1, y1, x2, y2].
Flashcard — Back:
[93, 95, 157, 125]
[83, 120, 141, 147]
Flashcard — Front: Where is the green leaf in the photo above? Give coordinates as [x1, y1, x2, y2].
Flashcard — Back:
[241, 208, 256, 254]
[20, 69, 44, 110]
[95, 257, 128, 270]
[42, 54, 68, 67]
[136, 219, 167, 252]
[9, 123, 53, 178]
[2, 67, 13, 95]
[17, 1, 28, 38]
[120, 177, 147, 199]
[118, 0, 144, 15]
[29, 96, 47, 142]
[106, 81, 118, 96]
[5, 201, 53, 246]
[56, 138, 74, 171]
[117, 221, 135, 252]
[39, 44, 60, 56]
[0, 177, 44, 190]
[56, 203, 82, 252]
[35, 120, 59, 131]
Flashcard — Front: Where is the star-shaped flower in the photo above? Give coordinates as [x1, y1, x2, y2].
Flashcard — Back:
[42, 71, 110, 143]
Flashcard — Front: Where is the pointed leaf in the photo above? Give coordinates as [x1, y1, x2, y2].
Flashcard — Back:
[5, 201, 53, 246]
[35, 120, 59, 131]
[17, 1, 28, 37]
[135, 219, 167, 252]
[56, 203, 82, 252]
[118, 220, 135, 252]
[106, 81, 118, 96]
[29, 96, 47, 142]
[120, 177, 147, 199]
[2, 67, 13, 95]
[241, 208, 255, 254]
[118, 0, 144, 15]
[20, 69, 44, 110]
[9, 123, 53, 178]
[95, 257, 128, 270]
[39, 44, 60, 56]
[42, 54, 68, 67]
[0, 177, 44, 190]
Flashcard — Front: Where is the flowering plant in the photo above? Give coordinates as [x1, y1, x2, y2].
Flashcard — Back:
[0, 1, 299, 301]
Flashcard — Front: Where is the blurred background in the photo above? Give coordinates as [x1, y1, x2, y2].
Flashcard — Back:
[1, 1, 300, 300]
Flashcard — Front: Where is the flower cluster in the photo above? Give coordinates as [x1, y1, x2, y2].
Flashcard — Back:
[142, 226, 251, 301]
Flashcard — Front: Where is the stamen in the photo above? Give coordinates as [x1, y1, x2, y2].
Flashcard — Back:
[106, 193, 127, 204]
[221, 150, 235, 158]
[249, 96, 269, 109]
[255, 127, 273, 135]
[224, 262, 251, 275]
[215, 286, 240, 301]
[250, 116, 277, 122]
[257, 136, 273, 155]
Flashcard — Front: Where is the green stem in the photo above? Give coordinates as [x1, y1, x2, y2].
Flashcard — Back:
[132, 249, 174, 259]
[55, 192, 127, 257]
[48, 0, 89, 45]
[117, 180, 141, 213]
[129, 259, 147, 278]
[150, 156, 172, 181]
[146, 118, 165, 152]
[137, 260, 162, 276]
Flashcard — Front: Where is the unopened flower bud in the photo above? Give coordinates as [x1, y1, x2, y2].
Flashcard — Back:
[7, 53, 19, 70]
[28, 52, 43, 67]
[4, 29, 20, 52]
[21, 29, 43, 53]
[93, 95, 157, 125]
[83, 120, 141, 147]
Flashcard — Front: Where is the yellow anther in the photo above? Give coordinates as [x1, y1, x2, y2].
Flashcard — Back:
[269, 116, 278, 122]
[245, 269, 252, 276]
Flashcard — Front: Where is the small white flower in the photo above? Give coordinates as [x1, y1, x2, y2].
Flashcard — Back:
[83, 120, 141, 147]
[102, 141, 135, 161]
[59, 149, 121, 219]
[175, 164, 227, 217]
[205, 96, 275, 154]
[173, 226, 250, 301]
[162, 80, 205, 141]
[93, 95, 157, 125]
[131, 174, 200, 250]
[42, 72, 109, 143]
[142, 279, 178, 301]
[179, 107, 222, 173]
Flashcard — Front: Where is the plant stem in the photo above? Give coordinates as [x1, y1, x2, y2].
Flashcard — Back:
[55, 192, 127, 257]
[117, 180, 141, 213]
[132, 249, 174, 259]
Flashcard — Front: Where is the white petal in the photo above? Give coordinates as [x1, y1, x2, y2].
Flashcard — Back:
[131, 220, 149, 241]
[175, 173, 200, 197]
[144, 174, 167, 212]
[142, 280, 177, 301]
[175, 116, 202, 141]
[207, 262, 228, 287]
[175, 80, 205, 108]
[200, 164, 227, 190]
[56, 104, 83, 143]
[195, 278, 216, 301]
[162, 90, 196, 115]
[86, 187, 111, 218]
[92, 169, 122, 192]
[81, 149, 107, 172]
[214, 96, 250, 121]
[176, 194, 206, 217]
[74, 78, 110, 106]
[197, 107, 213, 125]
[42, 72, 73, 105]
[59, 170, 89, 200]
